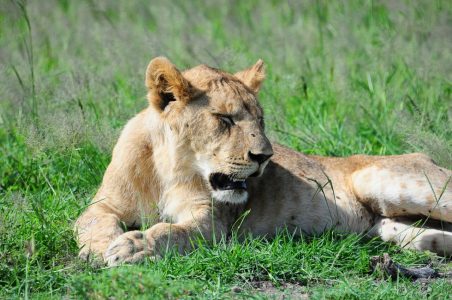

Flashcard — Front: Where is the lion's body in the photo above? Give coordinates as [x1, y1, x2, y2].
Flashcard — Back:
[75, 58, 452, 265]
[242, 145, 452, 256]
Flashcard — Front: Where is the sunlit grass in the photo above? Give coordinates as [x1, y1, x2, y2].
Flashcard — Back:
[1, 0, 451, 298]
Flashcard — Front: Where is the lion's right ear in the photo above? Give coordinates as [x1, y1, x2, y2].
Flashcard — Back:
[145, 57, 192, 111]
[234, 59, 265, 94]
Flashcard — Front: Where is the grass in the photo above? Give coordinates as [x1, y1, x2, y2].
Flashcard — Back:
[0, 0, 451, 298]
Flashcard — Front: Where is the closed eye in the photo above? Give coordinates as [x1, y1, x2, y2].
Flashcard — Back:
[217, 114, 235, 126]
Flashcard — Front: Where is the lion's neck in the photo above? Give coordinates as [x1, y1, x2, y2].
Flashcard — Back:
[140, 108, 214, 223]
[145, 108, 197, 185]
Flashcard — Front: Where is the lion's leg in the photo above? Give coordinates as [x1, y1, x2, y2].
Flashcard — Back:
[369, 217, 452, 256]
[104, 223, 196, 266]
[103, 222, 218, 266]
[103, 207, 223, 266]
[74, 205, 124, 261]
[351, 154, 452, 222]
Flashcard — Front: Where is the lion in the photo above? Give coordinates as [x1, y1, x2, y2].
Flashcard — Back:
[75, 57, 452, 266]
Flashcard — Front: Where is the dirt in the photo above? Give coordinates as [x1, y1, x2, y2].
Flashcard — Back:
[231, 281, 309, 299]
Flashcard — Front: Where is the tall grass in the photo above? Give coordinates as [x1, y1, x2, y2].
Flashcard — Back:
[1, 0, 450, 161]
[0, 0, 451, 298]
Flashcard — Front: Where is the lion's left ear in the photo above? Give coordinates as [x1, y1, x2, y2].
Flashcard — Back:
[234, 59, 265, 93]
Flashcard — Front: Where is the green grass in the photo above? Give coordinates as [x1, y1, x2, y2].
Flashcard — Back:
[1, 0, 451, 298]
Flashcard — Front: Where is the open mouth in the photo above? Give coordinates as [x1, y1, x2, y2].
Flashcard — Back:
[209, 173, 247, 191]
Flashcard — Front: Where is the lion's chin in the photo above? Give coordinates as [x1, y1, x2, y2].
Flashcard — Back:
[211, 189, 248, 204]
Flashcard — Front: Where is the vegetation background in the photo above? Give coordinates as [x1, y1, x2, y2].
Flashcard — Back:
[0, 0, 451, 298]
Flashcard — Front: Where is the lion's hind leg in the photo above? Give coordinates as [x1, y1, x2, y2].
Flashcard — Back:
[370, 217, 452, 256]
[351, 154, 452, 222]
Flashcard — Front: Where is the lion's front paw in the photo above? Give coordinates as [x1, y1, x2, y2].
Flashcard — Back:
[104, 231, 152, 266]
[77, 241, 110, 267]
[78, 248, 104, 266]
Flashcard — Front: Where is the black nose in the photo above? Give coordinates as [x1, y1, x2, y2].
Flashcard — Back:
[248, 152, 272, 164]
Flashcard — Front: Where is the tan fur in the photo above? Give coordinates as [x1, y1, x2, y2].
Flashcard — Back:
[75, 58, 452, 265]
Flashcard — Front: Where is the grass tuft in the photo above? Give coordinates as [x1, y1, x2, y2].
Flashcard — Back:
[1, 0, 451, 298]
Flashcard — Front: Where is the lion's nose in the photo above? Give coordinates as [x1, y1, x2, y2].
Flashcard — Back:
[248, 151, 273, 164]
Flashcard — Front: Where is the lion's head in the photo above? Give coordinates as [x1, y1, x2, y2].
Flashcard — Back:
[145, 57, 273, 203]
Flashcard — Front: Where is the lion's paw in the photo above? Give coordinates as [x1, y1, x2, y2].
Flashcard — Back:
[104, 231, 153, 266]
[79, 249, 104, 266]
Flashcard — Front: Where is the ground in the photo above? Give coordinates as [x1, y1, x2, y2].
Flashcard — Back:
[0, 0, 451, 299]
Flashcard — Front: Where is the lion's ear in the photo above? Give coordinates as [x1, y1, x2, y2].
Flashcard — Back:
[145, 57, 192, 111]
[234, 59, 265, 93]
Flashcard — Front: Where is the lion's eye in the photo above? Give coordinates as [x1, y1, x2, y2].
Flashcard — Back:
[219, 115, 235, 126]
